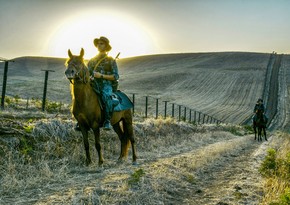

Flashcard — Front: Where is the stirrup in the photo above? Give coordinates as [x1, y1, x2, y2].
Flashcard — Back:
[103, 121, 112, 130]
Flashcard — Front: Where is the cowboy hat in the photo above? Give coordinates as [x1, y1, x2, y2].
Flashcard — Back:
[93, 36, 112, 51]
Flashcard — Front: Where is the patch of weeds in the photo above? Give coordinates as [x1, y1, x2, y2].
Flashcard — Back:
[225, 126, 243, 136]
[280, 188, 290, 205]
[46, 101, 63, 113]
[14, 95, 20, 104]
[184, 173, 196, 184]
[233, 191, 248, 200]
[190, 121, 197, 126]
[233, 191, 243, 200]
[23, 125, 34, 133]
[128, 168, 145, 186]
[31, 97, 42, 109]
[4, 96, 12, 106]
[243, 125, 254, 134]
[259, 148, 277, 177]
[19, 136, 34, 159]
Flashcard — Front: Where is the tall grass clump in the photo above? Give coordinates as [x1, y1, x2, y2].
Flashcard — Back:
[259, 132, 290, 205]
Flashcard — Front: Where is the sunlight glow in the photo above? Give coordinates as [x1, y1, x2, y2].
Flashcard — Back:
[48, 10, 156, 59]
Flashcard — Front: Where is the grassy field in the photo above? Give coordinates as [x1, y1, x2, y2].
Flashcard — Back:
[0, 52, 279, 124]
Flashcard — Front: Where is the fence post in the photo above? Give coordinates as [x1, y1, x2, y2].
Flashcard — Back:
[145, 96, 148, 118]
[132, 93, 135, 115]
[189, 109, 192, 122]
[198, 112, 201, 124]
[194, 110, 196, 123]
[41, 70, 55, 111]
[1, 61, 8, 109]
[178, 105, 182, 121]
[164, 101, 168, 118]
[184, 107, 187, 121]
[203, 114, 206, 124]
[172, 103, 175, 118]
[26, 97, 29, 109]
[155, 98, 159, 119]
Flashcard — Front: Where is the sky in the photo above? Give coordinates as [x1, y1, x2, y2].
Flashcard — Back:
[0, 0, 290, 59]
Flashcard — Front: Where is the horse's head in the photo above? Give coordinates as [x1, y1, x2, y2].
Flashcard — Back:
[65, 48, 89, 83]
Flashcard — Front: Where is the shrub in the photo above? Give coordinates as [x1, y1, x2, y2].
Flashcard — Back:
[260, 133, 290, 205]
[243, 125, 254, 134]
[280, 188, 290, 205]
[14, 95, 20, 104]
[260, 148, 277, 177]
[45, 101, 63, 113]
[128, 168, 145, 186]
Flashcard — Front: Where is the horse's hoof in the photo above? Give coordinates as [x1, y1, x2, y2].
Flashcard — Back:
[132, 161, 138, 166]
[86, 160, 92, 166]
[117, 158, 126, 164]
[98, 160, 104, 167]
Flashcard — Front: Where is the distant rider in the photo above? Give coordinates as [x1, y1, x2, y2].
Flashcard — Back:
[253, 98, 268, 125]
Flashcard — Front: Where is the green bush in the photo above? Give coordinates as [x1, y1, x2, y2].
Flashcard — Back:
[46, 101, 63, 113]
[224, 126, 243, 136]
[128, 168, 145, 186]
[280, 188, 290, 205]
[14, 95, 20, 104]
[260, 148, 277, 177]
[243, 125, 254, 134]
[4, 96, 12, 105]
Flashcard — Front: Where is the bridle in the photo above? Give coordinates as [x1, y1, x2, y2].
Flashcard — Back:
[67, 61, 89, 84]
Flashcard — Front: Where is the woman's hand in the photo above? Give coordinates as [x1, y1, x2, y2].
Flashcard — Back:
[93, 71, 102, 78]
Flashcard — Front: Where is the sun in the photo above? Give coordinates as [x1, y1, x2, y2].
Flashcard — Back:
[47, 10, 156, 59]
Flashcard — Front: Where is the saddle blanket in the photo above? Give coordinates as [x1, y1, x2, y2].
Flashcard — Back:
[112, 91, 133, 112]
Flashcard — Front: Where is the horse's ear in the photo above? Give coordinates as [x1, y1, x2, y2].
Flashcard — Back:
[80, 48, 84, 58]
[68, 49, 73, 58]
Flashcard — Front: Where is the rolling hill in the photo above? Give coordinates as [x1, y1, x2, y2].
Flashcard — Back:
[1, 52, 289, 125]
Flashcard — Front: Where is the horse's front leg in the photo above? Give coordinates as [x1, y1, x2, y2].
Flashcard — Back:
[93, 127, 104, 166]
[80, 128, 91, 166]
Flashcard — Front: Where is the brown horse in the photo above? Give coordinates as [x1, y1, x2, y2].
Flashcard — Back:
[65, 48, 137, 165]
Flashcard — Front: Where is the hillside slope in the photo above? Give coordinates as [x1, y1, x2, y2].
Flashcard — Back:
[0, 52, 281, 124]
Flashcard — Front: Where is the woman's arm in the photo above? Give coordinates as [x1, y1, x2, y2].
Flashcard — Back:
[93, 72, 116, 81]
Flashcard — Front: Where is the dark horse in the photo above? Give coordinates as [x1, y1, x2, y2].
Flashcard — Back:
[65, 48, 137, 165]
[253, 109, 267, 141]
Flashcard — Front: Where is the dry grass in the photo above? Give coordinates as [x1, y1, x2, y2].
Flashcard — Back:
[259, 132, 290, 205]
[0, 111, 250, 204]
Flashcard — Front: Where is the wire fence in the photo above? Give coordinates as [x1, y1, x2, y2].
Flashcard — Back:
[128, 94, 223, 124]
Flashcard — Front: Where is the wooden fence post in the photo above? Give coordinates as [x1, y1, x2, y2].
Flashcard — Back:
[155, 98, 159, 119]
[178, 105, 182, 121]
[1, 61, 8, 109]
[132, 93, 135, 115]
[198, 112, 201, 124]
[164, 101, 168, 118]
[145, 96, 148, 118]
[41, 70, 55, 111]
